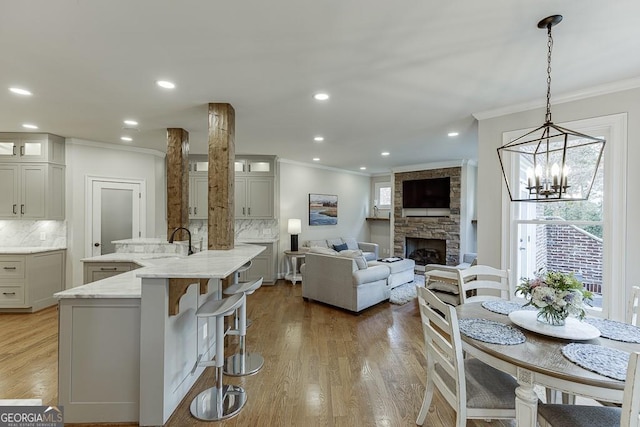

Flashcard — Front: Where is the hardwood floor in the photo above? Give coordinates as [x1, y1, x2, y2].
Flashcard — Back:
[0, 281, 515, 426]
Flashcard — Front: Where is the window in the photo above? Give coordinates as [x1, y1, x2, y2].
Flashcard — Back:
[374, 182, 391, 209]
[502, 114, 627, 320]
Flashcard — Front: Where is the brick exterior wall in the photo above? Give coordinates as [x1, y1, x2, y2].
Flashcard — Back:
[545, 224, 603, 293]
[393, 167, 461, 266]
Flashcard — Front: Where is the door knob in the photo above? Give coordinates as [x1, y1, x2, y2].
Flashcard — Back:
[94, 242, 100, 247]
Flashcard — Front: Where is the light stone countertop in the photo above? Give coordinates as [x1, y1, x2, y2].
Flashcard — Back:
[236, 237, 279, 243]
[137, 243, 264, 279]
[0, 247, 66, 254]
[56, 243, 265, 299]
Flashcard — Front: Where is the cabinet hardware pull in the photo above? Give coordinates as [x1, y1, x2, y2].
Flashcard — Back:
[99, 267, 118, 271]
[248, 207, 251, 215]
[20, 205, 24, 215]
[194, 207, 197, 215]
[3, 267, 17, 270]
[242, 207, 245, 215]
[189, 207, 192, 214]
[20, 146, 24, 156]
[12, 204, 17, 215]
[12, 146, 16, 156]
[2, 292, 16, 296]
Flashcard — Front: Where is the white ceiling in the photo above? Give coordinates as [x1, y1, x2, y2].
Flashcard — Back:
[2, 1, 640, 174]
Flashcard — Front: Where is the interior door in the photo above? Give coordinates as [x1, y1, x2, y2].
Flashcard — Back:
[91, 180, 141, 256]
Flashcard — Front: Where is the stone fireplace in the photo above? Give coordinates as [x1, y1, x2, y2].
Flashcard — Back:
[394, 167, 461, 267]
[405, 237, 446, 266]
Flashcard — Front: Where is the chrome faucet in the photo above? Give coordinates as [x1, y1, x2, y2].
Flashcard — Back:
[168, 227, 193, 255]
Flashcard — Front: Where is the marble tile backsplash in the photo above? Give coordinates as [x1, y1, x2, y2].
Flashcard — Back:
[0, 220, 67, 247]
[189, 218, 279, 243]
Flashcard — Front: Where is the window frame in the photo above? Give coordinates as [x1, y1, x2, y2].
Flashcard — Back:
[374, 182, 392, 210]
[500, 113, 628, 320]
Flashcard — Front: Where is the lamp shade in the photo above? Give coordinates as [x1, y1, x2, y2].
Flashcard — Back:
[287, 218, 301, 234]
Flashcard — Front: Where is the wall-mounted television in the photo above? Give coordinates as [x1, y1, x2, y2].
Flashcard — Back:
[402, 177, 450, 209]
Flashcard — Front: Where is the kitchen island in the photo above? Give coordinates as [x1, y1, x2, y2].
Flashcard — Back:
[55, 244, 265, 425]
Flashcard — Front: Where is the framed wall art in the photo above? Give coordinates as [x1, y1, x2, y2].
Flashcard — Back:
[308, 193, 338, 226]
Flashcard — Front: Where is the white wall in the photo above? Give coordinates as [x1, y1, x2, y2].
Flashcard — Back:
[477, 86, 640, 303]
[460, 162, 478, 255]
[278, 159, 370, 275]
[65, 139, 166, 287]
[369, 175, 392, 256]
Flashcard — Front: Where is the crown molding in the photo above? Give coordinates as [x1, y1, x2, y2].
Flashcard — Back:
[66, 138, 166, 158]
[391, 159, 472, 173]
[473, 76, 640, 121]
[277, 157, 369, 177]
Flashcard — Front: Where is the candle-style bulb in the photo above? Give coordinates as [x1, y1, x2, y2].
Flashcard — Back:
[551, 163, 559, 187]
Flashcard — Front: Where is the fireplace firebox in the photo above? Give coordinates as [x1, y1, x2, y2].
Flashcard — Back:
[405, 238, 446, 266]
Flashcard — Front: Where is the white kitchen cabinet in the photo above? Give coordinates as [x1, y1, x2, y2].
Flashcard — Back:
[188, 174, 208, 220]
[187, 154, 276, 219]
[83, 261, 141, 284]
[0, 163, 65, 219]
[0, 249, 66, 312]
[238, 242, 276, 283]
[235, 177, 274, 219]
[0, 133, 65, 164]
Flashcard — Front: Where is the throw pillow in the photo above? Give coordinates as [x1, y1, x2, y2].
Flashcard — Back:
[342, 237, 359, 250]
[326, 238, 344, 248]
[308, 247, 338, 255]
[426, 280, 460, 295]
[333, 243, 348, 252]
[307, 239, 329, 248]
[339, 249, 368, 270]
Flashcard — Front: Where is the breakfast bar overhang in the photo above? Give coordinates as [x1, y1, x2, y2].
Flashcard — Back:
[55, 244, 265, 426]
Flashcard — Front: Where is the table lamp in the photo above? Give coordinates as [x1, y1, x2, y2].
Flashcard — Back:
[287, 218, 302, 252]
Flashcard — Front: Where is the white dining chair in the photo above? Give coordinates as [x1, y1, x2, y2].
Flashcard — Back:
[456, 264, 510, 304]
[537, 351, 640, 427]
[628, 286, 640, 326]
[415, 287, 518, 427]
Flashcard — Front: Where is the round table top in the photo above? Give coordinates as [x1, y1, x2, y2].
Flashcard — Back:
[456, 301, 640, 391]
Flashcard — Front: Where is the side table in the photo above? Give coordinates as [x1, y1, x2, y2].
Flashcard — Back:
[284, 249, 307, 285]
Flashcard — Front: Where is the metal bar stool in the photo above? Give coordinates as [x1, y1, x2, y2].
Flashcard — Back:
[232, 261, 254, 328]
[190, 292, 247, 421]
[223, 277, 264, 376]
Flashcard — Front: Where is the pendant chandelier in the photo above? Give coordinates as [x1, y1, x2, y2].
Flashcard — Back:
[497, 15, 605, 202]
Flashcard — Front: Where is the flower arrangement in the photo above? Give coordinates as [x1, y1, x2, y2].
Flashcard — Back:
[516, 271, 593, 326]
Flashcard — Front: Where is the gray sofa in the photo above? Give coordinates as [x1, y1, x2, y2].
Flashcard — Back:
[300, 248, 415, 313]
[303, 237, 379, 261]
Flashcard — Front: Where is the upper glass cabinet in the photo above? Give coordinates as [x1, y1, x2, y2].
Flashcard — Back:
[0, 138, 46, 162]
[191, 156, 275, 175]
[234, 157, 273, 174]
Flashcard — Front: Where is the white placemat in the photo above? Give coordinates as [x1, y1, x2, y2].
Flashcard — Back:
[459, 318, 526, 345]
[562, 343, 629, 381]
[583, 318, 640, 343]
[482, 300, 536, 315]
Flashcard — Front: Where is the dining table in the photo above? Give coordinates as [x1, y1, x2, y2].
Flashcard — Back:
[456, 301, 640, 427]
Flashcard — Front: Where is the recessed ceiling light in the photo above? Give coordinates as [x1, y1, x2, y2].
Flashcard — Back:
[360, 166, 367, 170]
[9, 87, 32, 96]
[22, 123, 38, 129]
[314, 136, 324, 142]
[448, 132, 459, 137]
[124, 120, 138, 126]
[313, 93, 329, 101]
[381, 151, 390, 156]
[156, 80, 175, 89]
[313, 157, 320, 161]
[121, 136, 133, 142]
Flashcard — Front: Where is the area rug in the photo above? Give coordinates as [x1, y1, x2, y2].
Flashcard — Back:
[389, 275, 425, 305]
